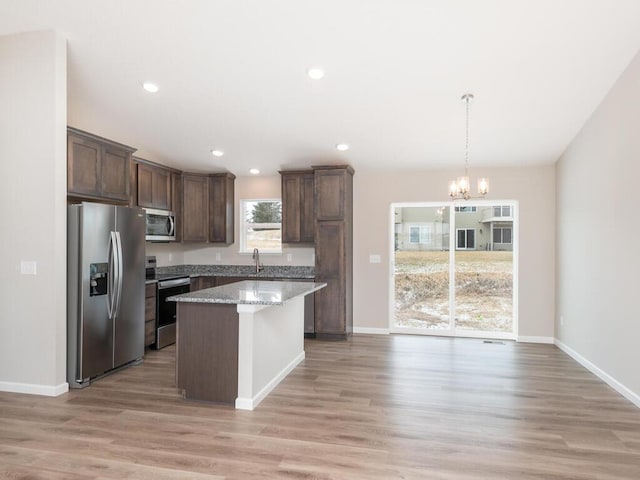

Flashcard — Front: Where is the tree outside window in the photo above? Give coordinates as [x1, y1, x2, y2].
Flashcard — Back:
[240, 199, 282, 252]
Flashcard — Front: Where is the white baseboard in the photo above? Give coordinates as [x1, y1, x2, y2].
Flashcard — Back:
[353, 327, 390, 335]
[0, 381, 69, 397]
[235, 351, 305, 411]
[517, 335, 554, 344]
[554, 339, 640, 409]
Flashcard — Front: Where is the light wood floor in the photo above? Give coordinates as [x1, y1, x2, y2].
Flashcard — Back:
[1, 335, 639, 479]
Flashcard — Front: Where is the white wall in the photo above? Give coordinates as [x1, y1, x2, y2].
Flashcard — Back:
[556, 50, 640, 403]
[147, 175, 315, 267]
[0, 30, 67, 395]
[353, 166, 556, 339]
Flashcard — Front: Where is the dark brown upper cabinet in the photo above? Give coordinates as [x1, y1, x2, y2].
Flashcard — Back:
[280, 170, 315, 244]
[181, 172, 235, 244]
[136, 161, 172, 210]
[171, 172, 183, 242]
[208, 173, 235, 245]
[182, 174, 209, 243]
[67, 127, 135, 203]
[314, 166, 353, 221]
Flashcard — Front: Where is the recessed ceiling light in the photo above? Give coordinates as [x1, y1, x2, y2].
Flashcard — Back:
[307, 67, 325, 80]
[211, 149, 224, 157]
[249, 168, 260, 175]
[336, 143, 349, 151]
[142, 82, 159, 93]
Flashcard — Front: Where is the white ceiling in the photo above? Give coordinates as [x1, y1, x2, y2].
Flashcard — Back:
[2, 0, 640, 176]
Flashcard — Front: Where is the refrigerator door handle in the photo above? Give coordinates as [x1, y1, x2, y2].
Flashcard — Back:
[107, 231, 117, 319]
[114, 231, 124, 317]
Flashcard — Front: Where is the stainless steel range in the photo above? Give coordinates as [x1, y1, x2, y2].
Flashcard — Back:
[145, 256, 190, 349]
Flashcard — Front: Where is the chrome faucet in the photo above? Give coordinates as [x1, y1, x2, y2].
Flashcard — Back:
[252, 248, 263, 273]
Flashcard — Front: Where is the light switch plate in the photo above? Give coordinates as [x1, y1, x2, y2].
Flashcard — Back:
[369, 254, 381, 264]
[20, 260, 37, 275]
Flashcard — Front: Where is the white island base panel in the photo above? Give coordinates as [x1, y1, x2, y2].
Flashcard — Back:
[235, 296, 305, 410]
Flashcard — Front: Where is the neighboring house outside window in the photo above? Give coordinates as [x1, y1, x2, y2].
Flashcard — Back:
[239, 199, 282, 253]
[493, 205, 512, 217]
[409, 225, 432, 244]
[455, 206, 477, 213]
[456, 228, 476, 250]
[493, 227, 512, 244]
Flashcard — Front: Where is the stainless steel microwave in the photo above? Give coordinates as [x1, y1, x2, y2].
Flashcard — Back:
[144, 208, 176, 241]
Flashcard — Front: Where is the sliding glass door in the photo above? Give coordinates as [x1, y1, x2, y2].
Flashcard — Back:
[391, 202, 517, 339]
[393, 205, 451, 330]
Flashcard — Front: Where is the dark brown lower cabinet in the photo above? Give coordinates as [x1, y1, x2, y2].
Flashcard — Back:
[176, 303, 239, 404]
[215, 276, 250, 286]
[190, 276, 216, 292]
[313, 280, 345, 336]
[144, 283, 157, 348]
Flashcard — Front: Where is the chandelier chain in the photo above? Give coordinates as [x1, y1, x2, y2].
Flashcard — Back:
[464, 94, 470, 171]
[449, 92, 488, 200]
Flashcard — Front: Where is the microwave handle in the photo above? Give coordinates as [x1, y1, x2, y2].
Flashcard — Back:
[168, 215, 175, 236]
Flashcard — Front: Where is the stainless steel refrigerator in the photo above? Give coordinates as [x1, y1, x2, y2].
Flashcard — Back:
[67, 202, 145, 388]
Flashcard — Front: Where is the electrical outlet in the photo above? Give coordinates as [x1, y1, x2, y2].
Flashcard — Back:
[20, 260, 37, 275]
[215, 252, 222, 261]
[369, 254, 381, 264]
[286, 253, 292, 262]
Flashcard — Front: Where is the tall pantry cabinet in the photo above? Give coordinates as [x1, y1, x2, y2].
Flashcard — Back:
[313, 165, 354, 339]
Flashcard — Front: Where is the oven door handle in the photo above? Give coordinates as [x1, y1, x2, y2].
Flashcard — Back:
[158, 278, 191, 289]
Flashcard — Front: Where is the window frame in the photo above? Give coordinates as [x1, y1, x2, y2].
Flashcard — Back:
[239, 198, 283, 254]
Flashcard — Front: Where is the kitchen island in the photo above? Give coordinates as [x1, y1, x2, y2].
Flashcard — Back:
[168, 280, 325, 410]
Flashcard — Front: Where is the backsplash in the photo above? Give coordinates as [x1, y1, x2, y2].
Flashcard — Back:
[146, 242, 315, 268]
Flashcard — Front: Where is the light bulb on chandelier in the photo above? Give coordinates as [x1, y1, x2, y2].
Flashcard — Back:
[449, 93, 489, 200]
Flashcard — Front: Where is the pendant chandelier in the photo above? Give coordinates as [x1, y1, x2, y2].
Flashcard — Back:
[448, 93, 489, 200]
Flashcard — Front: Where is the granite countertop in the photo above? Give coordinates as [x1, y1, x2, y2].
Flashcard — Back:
[157, 264, 315, 279]
[168, 280, 326, 305]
